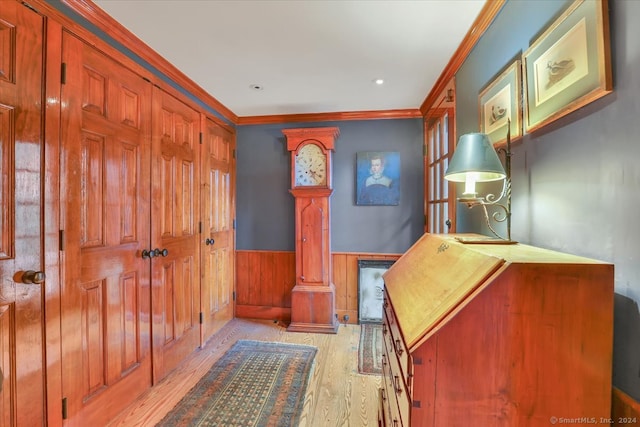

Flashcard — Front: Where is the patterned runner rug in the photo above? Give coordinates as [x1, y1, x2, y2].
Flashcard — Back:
[157, 340, 317, 426]
[358, 323, 383, 375]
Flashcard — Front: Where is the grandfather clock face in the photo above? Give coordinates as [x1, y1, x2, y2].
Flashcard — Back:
[294, 143, 327, 187]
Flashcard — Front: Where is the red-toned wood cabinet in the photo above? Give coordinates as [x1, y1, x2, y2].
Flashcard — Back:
[0, 1, 236, 424]
[379, 233, 614, 426]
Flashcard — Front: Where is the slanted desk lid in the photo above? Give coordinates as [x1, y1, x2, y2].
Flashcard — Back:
[383, 234, 504, 350]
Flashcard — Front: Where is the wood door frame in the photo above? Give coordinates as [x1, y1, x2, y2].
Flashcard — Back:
[44, 15, 64, 427]
[424, 80, 457, 234]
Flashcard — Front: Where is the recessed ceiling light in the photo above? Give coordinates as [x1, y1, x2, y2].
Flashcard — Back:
[249, 84, 264, 91]
[373, 79, 384, 85]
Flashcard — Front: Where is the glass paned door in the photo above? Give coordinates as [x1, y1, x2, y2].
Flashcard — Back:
[425, 108, 455, 234]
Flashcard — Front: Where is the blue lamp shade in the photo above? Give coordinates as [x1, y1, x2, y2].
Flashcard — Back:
[444, 133, 506, 183]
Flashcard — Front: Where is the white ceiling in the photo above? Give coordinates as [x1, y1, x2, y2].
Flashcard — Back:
[93, 0, 486, 118]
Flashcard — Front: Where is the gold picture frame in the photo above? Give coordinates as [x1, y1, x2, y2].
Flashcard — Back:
[523, 0, 612, 133]
[479, 59, 522, 146]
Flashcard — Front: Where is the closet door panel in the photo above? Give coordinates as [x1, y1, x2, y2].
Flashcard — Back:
[201, 117, 235, 344]
[60, 31, 152, 426]
[0, 3, 45, 426]
[151, 86, 201, 382]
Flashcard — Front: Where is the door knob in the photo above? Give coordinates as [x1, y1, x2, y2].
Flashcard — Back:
[205, 238, 215, 245]
[141, 249, 156, 259]
[22, 270, 46, 284]
[154, 248, 169, 257]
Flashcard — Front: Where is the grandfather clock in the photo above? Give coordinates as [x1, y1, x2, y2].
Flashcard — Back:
[284, 127, 340, 334]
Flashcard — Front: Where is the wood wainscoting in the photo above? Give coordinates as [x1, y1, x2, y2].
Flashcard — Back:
[612, 387, 640, 425]
[236, 251, 400, 324]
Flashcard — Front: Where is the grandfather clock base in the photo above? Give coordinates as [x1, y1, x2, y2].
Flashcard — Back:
[287, 284, 339, 334]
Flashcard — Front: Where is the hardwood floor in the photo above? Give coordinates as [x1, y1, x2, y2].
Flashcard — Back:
[107, 318, 382, 426]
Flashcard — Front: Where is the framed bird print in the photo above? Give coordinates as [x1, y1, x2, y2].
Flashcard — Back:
[522, 0, 612, 133]
[479, 59, 522, 146]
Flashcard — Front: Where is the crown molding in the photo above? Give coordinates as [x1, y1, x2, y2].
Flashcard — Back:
[28, 0, 502, 125]
[238, 109, 422, 126]
[57, 0, 238, 124]
[420, 0, 506, 115]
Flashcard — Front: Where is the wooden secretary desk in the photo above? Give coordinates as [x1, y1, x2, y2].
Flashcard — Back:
[379, 233, 614, 427]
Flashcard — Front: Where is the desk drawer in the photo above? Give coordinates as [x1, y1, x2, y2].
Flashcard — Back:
[383, 295, 412, 391]
[382, 358, 403, 426]
[378, 388, 387, 427]
[382, 319, 410, 426]
[386, 345, 411, 425]
[381, 328, 402, 427]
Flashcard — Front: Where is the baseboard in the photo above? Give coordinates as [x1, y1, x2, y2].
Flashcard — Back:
[335, 309, 358, 325]
[236, 304, 291, 322]
[612, 387, 640, 425]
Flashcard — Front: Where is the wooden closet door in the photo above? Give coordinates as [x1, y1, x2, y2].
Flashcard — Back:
[151, 86, 201, 381]
[0, 3, 45, 426]
[200, 117, 235, 344]
[59, 32, 153, 426]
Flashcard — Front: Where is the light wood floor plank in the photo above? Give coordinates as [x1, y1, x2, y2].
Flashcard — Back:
[107, 318, 381, 426]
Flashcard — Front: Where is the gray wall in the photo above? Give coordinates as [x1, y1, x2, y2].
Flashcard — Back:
[236, 119, 424, 253]
[456, 0, 640, 399]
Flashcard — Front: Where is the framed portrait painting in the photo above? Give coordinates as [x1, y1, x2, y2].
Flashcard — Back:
[523, 0, 612, 133]
[479, 60, 522, 146]
[357, 259, 395, 323]
[356, 151, 400, 206]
